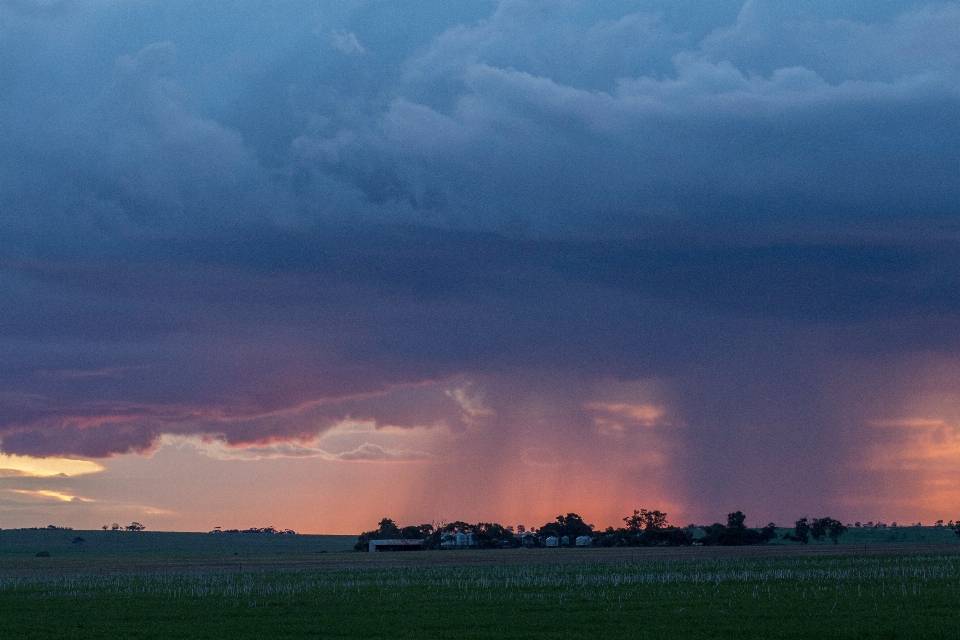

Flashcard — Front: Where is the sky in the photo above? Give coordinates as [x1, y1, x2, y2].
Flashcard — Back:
[2, 0, 960, 533]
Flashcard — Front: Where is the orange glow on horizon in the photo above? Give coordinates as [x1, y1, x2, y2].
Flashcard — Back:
[865, 417, 960, 471]
[849, 411, 960, 522]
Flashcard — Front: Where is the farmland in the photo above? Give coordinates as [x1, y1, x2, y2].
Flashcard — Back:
[1, 531, 959, 639]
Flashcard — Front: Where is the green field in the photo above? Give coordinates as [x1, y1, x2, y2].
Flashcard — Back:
[2, 549, 960, 638]
[1, 529, 959, 638]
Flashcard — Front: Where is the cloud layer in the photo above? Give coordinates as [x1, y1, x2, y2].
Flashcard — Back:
[3, 1, 960, 526]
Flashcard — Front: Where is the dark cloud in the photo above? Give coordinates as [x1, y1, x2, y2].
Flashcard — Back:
[2, 1, 959, 523]
[3, 229, 957, 454]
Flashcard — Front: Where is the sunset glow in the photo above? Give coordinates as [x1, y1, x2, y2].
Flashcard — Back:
[0, 455, 104, 478]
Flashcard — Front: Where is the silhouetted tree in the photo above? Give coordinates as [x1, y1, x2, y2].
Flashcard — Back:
[595, 509, 691, 547]
[470, 523, 515, 549]
[399, 524, 433, 539]
[538, 513, 594, 541]
[623, 509, 668, 532]
[783, 517, 810, 544]
[595, 526, 626, 547]
[643, 527, 694, 546]
[810, 517, 847, 544]
[827, 519, 848, 544]
[375, 518, 401, 538]
[759, 522, 778, 543]
[699, 512, 774, 546]
[698, 522, 728, 546]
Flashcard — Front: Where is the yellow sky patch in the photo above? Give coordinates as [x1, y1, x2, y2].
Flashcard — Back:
[10, 489, 94, 502]
[0, 454, 104, 477]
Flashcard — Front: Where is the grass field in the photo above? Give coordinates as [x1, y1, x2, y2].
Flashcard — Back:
[1, 541, 960, 638]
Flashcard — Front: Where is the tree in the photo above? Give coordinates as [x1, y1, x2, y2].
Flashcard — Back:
[125, 522, 145, 531]
[727, 511, 747, 530]
[810, 517, 828, 541]
[399, 524, 433, 539]
[471, 522, 514, 549]
[595, 526, 626, 547]
[644, 527, 694, 546]
[699, 512, 771, 546]
[783, 517, 810, 544]
[827, 519, 848, 544]
[759, 522, 778, 543]
[538, 513, 594, 540]
[375, 518, 401, 538]
[698, 522, 728, 546]
[623, 509, 668, 532]
[811, 517, 847, 544]
[605, 509, 692, 547]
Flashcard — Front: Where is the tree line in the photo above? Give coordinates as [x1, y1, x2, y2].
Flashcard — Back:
[207, 526, 297, 535]
[101, 522, 145, 531]
[356, 510, 867, 550]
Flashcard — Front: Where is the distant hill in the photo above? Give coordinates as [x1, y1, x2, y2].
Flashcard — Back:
[0, 530, 356, 558]
[763, 526, 960, 546]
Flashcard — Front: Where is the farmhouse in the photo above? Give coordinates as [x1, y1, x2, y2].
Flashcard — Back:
[368, 539, 423, 552]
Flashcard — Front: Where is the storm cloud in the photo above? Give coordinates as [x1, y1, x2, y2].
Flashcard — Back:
[2, 0, 960, 526]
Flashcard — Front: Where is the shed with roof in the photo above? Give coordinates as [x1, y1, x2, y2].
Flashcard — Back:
[368, 539, 424, 552]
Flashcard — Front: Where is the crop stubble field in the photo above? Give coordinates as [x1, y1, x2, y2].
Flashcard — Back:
[1, 532, 960, 639]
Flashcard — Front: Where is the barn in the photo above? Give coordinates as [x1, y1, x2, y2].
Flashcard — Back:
[368, 539, 424, 552]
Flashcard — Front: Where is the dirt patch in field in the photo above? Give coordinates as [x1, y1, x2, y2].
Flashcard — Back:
[2, 544, 959, 578]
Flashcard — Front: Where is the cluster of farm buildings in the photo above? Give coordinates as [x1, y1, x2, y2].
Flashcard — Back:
[368, 532, 593, 552]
